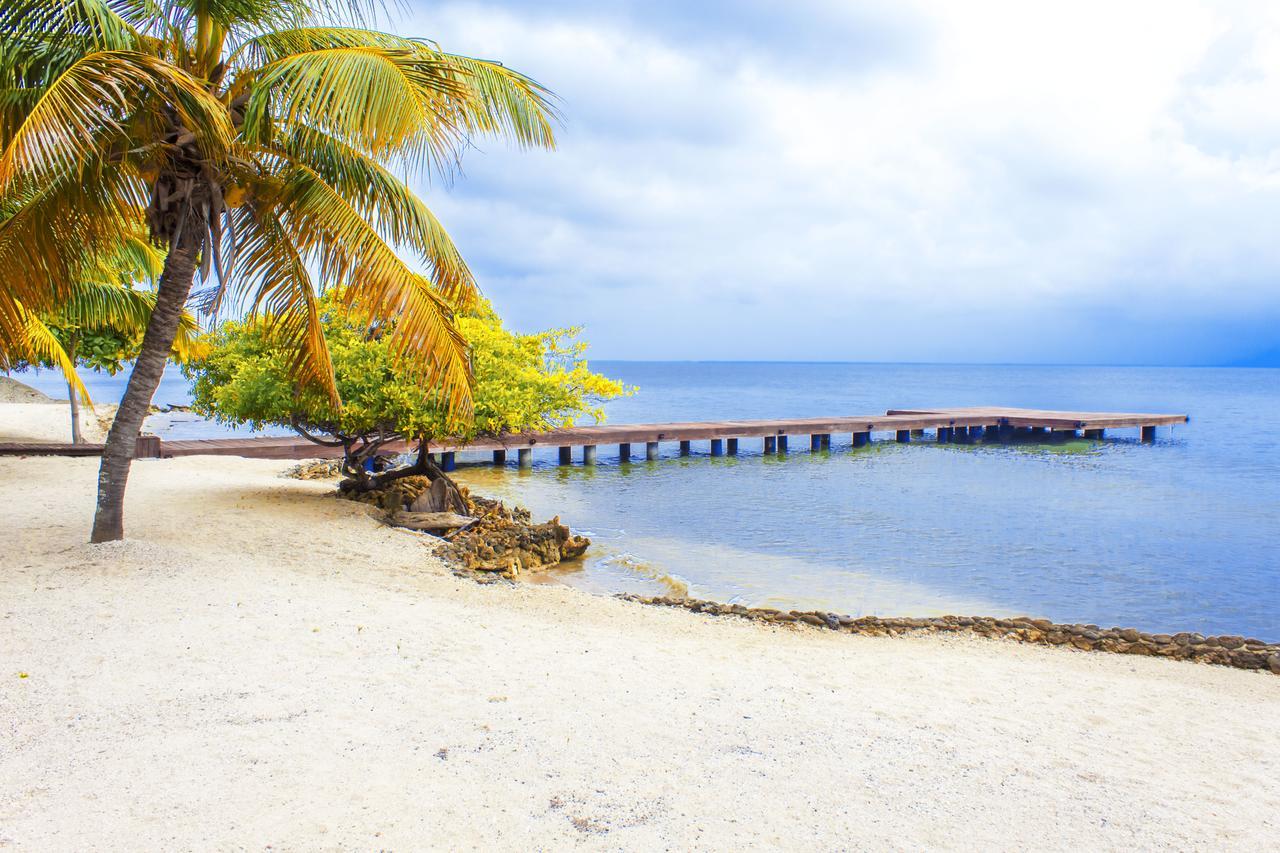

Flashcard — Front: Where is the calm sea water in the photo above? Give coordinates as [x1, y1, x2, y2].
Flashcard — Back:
[22, 362, 1280, 639]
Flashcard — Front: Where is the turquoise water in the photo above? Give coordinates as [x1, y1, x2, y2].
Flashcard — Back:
[22, 362, 1280, 639]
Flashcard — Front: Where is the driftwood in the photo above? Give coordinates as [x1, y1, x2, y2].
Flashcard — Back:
[388, 511, 476, 533]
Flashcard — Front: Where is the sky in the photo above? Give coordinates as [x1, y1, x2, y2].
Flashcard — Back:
[391, 0, 1280, 365]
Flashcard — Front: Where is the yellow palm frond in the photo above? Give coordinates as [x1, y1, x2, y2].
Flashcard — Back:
[433, 52, 558, 151]
[225, 204, 338, 400]
[0, 50, 233, 191]
[4, 297, 91, 404]
[275, 127, 476, 305]
[0, 165, 145, 315]
[268, 159, 473, 414]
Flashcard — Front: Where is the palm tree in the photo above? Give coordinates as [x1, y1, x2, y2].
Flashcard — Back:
[0, 0, 556, 541]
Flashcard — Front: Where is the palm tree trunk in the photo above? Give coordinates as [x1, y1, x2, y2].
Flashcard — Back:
[66, 335, 82, 444]
[67, 380, 83, 444]
[90, 238, 200, 543]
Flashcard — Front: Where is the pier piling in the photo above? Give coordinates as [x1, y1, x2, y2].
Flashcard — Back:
[646, 441, 659, 461]
[619, 442, 631, 462]
[583, 445, 597, 465]
[711, 439, 724, 456]
[896, 430, 910, 443]
[492, 449, 506, 466]
[764, 436, 776, 454]
[558, 446, 572, 465]
[727, 438, 738, 455]
[1141, 425, 1157, 443]
[518, 448, 532, 468]
[679, 440, 692, 456]
[441, 452, 456, 472]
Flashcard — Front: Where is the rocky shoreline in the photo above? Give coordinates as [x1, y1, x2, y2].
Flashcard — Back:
[286, 461, 1279, 676]
[617, 593, 1280, 675]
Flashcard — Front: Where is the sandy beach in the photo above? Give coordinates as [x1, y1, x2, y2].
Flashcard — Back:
[0, 406, 1276, 850]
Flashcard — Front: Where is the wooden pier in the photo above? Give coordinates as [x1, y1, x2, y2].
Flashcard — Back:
[0, 407, 1189, 469]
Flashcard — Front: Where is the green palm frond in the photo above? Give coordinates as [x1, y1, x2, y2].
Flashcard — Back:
[0, 0, 142, 52]
[240, 46, 471, 166]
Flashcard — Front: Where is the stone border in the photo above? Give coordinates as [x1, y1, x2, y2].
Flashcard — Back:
[617, 594, 1280, 675]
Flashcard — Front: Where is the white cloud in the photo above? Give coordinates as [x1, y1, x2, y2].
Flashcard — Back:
[394, 0, 1280, 364]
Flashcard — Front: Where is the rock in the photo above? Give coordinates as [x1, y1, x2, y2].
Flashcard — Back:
[283, 458, 344, 480]
[1118, 628, 1141, 642]
[1268, 655, 1280, 675]
[1217, 635, 1245, 650]
[409, 477, 451, 513]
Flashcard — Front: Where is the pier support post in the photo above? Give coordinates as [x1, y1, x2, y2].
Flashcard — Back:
[679, 440, 691, 456]
[821, 434, 831, 449]
[969, 425, 984, 442]
[764, 436, 776, 454]
[853, 431, 870, 448]
[711, 439, 723, 456]
[777, 435, 788, 454]
[811, 434, 822, 452]
[583, 445, 597, 465]
[1140, 425, 1156, 443]
[896, 430, 910, 443]
[492, 449, 506, 466]
[646, 441, 659, 461]
[558, 446, 572, 465]
[1051, 429, 1076, 443]
[953, 426, 969, 443]
[727, 438, 738, 456]
[441, 452, 456, 472]
[618, 442, 631, 462]
[937, 427, 952, 443]
[998, 423, 1013, 444]
[1083, 429, 1104, 440]
[518, 448, 532, 469]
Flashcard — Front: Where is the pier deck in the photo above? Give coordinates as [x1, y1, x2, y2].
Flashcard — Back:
[0, 407, 1189, 467]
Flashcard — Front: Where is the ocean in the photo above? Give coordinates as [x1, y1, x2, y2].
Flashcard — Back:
[21, 361, 1280, 640]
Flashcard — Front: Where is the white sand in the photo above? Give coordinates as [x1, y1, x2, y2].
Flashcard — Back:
[1, 447, 1278, 848]
[0, 377, 115, 444]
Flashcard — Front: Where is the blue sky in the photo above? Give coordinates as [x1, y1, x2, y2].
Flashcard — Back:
[393, 1, 1280, 365]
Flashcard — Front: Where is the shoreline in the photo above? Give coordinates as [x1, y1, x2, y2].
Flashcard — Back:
[615, 594, 1280, 674]
[3, 453, 1279, 847]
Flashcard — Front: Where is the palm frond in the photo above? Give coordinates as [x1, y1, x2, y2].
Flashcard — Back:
[0, 0, 142, 52]
[434, 53, 558, 151]
[275, 127, 476, 304]
[241, 46, 471, 167]
[2, 298, 92, 404]
[0, 50, 233, 192]
[0, 165, 145, 315]
[269, 159, 473, 415]
[224, 203, 338, 400]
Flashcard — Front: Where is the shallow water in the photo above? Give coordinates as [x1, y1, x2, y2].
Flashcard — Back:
[23, 362, 1280, 639]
